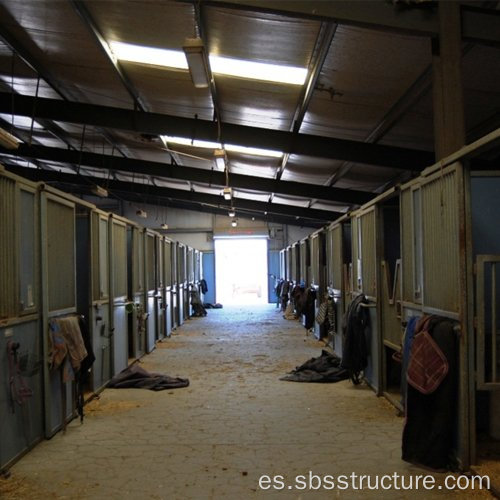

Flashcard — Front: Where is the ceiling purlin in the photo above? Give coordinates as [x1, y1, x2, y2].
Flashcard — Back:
[0, 10, 127, 157]
[4, 164, 340, 223]
[269, 20, 337, 206]
[0, 93, 434, 169]
[71, 0, 147, 112]
[0, 142, 373, 205]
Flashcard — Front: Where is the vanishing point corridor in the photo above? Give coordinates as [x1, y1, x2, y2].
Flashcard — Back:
[1, 306, 490, 499]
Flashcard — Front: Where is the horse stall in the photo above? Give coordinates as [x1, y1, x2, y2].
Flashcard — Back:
[187, 246, 195, 318]
[40, 184, 90, 436]
[325, 215, 352, 355]
[128, 225, 146, 360]
[0, 169, 44, 471]
[163, 237, 173, 337]
[350, 204, 381, 394]
[144, 230, 159, 352]
[176, 242, 186, 326]
[468, 165, 500, 466]
[75, 205, 112, 394]
[156, 234, 165, 342]
[310, 229, 326, 339]
[108, 214, 131, 376]
[171, 240, 179, 329]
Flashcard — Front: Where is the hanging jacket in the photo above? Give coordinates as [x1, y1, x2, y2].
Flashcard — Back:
[341, 294, 369, 384]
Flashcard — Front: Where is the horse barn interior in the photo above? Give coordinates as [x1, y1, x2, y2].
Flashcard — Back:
[0, 0, 500, 498]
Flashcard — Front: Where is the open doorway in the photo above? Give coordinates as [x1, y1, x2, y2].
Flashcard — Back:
[214, 237, 268, 305]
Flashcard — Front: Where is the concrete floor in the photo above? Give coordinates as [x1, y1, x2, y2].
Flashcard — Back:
[0, 305, 493, 499]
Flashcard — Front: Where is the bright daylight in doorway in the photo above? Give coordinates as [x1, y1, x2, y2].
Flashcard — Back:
[214, 237, 268, 305]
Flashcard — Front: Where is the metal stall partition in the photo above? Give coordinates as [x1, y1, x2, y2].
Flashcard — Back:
[279, 249, 285, 281]
[365, 190, 404, 408]
[40, 187, 80, 437]
[76, 207, 112, 394]
[177, 243, 187, 323]
[325, 216, 351, 355]
[109, 215, 131, 376]
[0, 170, 44, 471]
[171, 240, 179, 329]
[400, 161, 468, 467]
[156, 234, 165, 341]
[163, 238, 173, 337]
[470, 171, 500, 453]
[186, 246, 194, 318]
[291, 243, 299, 285]
[299, 237, 310, 287]
[286, 246, 292, 283]
[144, 230, 158, 352]
[351, 205, 381, 394]
[128, 225, 146, 360]
[310, 229, 326, 339]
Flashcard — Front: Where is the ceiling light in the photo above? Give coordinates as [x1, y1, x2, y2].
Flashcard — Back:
[136, 209, 147, 218]
[110, 41, 307, 86]
[161, 223, 169, 230]
[0, 127, 20, 150]
[223, 187, 232, 201]
[225, 144, 282, 158]
[110, 41, 187, 69]
[228, 210, 235, 217]
[91, 185, 108, 198]
[162, 136, 282, 158]
[210, 55, 307, 85]
[183, 37, 210, 88]
[214, 149, 226, 171]
[231, 220, 238, 228]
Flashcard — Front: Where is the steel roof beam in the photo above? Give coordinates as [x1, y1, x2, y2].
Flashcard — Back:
[0, 93, 434, 169]
[71, 0, 147, 111]
[0, 12, 127, 157]
[0, 142, 372, 204]
[4, 164, 340, 222]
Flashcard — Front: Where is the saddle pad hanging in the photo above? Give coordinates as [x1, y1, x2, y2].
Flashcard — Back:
[407, 329, 448, 394]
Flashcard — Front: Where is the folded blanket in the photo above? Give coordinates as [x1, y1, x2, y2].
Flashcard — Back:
[280, 350, 349, 383]
[108, 364, 189, 391]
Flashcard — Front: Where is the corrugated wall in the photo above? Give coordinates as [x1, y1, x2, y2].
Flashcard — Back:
[145, 233, 155, 291]
[112, 222, 127, 298]
[360, 210, 377, 298]
[332, 225, 343, 291]
[311, 235, 319, 285]
[0, 177, 16, 319]
[291, 246, 297, 281]
[47, 199, 75, 312]
[164, 241, 172, 287]
[400, 188, 414, 302]
[422, 170, 460, 312]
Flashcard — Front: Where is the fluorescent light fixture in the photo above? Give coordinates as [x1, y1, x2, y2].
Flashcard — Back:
[228, 210, 235, 217]
[161, 223, 169, 230]
[110, 41, 307, 86]
[0, 127, 20, 150]
[210, 55, 307, 85]
[91, 185, 108, 198]
[110, 41, 187, 69]
[214, 149, 226, 171]
[231, 220, 238, 228]
[161, 135, 282, 158]
[183, 38, 210, 88]
[223, 187, 232, 201]
[136, 209, 147, 218]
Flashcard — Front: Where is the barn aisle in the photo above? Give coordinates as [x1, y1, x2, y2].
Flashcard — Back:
[1, 305, 490, 499]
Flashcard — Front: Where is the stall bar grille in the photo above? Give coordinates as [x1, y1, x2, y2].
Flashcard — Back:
[0, 177, 16, 319]
[476, 255, 500, 389]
